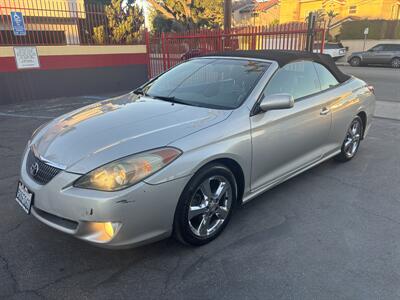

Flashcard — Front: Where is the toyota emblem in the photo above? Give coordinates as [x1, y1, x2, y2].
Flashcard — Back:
[30, 162, 39, 176]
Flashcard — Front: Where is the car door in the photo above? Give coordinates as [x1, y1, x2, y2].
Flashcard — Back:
[250, 61, 332, 191]
[385, 44, 400, 64]
[393, 45, 400, 62]
[363, 45, 385, 64]
[373, 44, 394, 64]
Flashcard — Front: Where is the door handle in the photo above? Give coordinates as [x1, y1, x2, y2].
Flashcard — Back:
[320, 107, 330, 115]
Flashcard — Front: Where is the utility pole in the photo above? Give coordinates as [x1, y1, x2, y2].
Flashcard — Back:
[224, 0, 232, 32]
[306, 12, 317, 52]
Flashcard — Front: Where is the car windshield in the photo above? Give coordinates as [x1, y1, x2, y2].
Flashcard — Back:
[143, 58, 270, 109]
[318, 43, 343, 49]
[325, 44, 337, 49]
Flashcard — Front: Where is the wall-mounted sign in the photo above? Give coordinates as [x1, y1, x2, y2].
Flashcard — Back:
[14, 47, 40, 70]
[11, 11, 26, 36]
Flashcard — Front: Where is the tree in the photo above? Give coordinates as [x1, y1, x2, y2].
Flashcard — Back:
[315, 9, 326, 23]
[195, 0, 224, 29]
[148, 0, 223, 32]
[105, 0, 145, 43]
[93, 25, 106, 44]
[151, 12, 174, 32]
[304, 9, 338, 41]
[326, 10, 339, 39]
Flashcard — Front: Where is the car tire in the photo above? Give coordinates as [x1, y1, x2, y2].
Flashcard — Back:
[334, 116, 364, 162]
[173, 163, 237, 246]
[391, 57, 400, 68]
[349, 57, 361, 67]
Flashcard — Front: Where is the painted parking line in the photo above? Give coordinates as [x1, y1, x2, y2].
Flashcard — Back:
[82, 95, 109, 100]
[0, 97, 103, 119]
[0, 112, 53, 119]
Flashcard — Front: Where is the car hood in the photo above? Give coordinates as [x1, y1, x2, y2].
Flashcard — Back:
[31, 93, 231, 174]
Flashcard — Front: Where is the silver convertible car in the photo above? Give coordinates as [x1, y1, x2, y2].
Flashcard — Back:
[16, 51, 375, 248]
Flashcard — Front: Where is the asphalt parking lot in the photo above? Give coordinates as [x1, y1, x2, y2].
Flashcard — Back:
[0, 67, 400, 299]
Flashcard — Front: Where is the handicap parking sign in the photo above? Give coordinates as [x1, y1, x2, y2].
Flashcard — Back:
[11, 11, 26, 36]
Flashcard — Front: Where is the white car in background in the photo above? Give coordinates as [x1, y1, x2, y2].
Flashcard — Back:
[314, 42, 347, 60]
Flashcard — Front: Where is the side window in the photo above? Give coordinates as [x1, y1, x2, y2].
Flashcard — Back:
[385, 44, 400, 51]
[313, 63, 339, 91]
[348, 5, 357, 14]
[264, 61, 321, 100]
[371, 45, 384, 51]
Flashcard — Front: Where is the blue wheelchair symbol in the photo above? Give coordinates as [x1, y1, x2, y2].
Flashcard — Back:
[11, 11, 26, 36]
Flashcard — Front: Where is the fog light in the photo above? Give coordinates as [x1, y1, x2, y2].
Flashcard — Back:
[104, 222, 117, 238]
[87, 221, 122, 242]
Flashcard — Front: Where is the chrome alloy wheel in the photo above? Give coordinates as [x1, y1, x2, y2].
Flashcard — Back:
[344, 119, 362, 158]
[350, 57, 361, 67]
[392, 58, 400, 68]
[188, 175, 233, 237]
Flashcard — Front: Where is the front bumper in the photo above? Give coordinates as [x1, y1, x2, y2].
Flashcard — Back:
[19, 150, 190, 249]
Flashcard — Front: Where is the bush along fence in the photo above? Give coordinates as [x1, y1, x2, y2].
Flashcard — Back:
[340, 20, 400, 40]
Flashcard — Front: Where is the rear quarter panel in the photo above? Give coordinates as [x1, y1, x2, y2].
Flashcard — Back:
[328, 77, 375, 150]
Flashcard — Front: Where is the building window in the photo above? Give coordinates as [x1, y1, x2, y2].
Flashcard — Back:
[349, 5, 357, 14]
[392, 4, 400, 20]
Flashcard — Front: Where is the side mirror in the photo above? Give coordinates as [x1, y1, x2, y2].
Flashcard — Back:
[259, 93, 294, 112]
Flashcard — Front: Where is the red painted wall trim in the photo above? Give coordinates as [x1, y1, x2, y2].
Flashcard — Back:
[0, 57, 16, 72]
[0, 53, 147, 73]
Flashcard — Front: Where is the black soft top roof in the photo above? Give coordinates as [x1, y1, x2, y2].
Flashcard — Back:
[204, 50, 351, 83]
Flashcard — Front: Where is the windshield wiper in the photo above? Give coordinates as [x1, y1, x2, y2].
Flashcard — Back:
[133, 87, 147, 96]
[147, 94, 189, 106]
[133, 89, 189, 106]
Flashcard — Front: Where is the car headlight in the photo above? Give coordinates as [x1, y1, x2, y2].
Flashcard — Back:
[74, 147, 182, 191]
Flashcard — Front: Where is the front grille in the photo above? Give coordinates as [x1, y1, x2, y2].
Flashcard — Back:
[26, 150, 61, 185]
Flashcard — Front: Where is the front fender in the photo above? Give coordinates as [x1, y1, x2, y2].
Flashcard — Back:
[144, 109, 252, 195]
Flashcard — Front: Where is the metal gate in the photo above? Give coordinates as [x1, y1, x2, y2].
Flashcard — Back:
[146, 21, 326, 78]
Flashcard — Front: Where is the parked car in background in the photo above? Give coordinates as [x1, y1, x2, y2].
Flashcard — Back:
[180, 39, 240, 61]
[314, 42, 347, 60]
[181, 48, 208, 60]
[16, 51, 375, 249]
[348, 44, 400, 68]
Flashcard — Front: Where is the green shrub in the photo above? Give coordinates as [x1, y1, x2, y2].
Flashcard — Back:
[339, 20, 400, 40]
[394, 22, 400, 39]
[93, 26, 106, 44]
